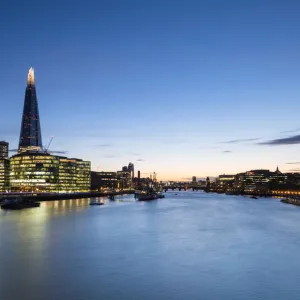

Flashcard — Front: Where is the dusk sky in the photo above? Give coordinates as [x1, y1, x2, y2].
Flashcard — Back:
[1, 0, 300, 180]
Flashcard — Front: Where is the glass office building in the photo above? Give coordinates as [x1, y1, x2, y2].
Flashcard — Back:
[10, 153, 91, 193]
[18, 68, 43, 153]
[10, 153, 60, 192]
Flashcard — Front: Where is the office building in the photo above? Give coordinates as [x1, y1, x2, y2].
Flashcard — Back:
[91, 171, 118, 191]
[18, 68, 43, 153]
[0, 141, 10, 192]
[9, 68, 91, 193]
[0, 141, 9, 159]
[128, 162, 134, 179]
[10, 152, 90, 193]
[117, 170, 132, 190]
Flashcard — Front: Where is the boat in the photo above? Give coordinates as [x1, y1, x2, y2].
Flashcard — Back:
[89, 200, 104, 206]
[157, 192, 165, 199]
[249, 196, 258, 199]
[1, 198, 40, 210]
[137, 192, 159, 201]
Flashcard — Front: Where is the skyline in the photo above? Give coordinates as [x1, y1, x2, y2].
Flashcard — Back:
[1, 1, 300, 180]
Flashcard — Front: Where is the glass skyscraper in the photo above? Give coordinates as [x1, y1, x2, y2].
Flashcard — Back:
[18, 68, 43, 153]
[9, 68, 91, 193]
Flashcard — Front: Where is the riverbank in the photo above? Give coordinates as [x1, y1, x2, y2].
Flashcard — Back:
[281, 198, 300, 207]
[0, 190, 135, 202]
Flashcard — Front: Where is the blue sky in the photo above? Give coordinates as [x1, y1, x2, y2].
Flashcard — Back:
[1, 0, 300, 180]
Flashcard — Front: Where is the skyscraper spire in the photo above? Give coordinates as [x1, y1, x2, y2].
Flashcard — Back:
[18, 68, 43, 153]
[27, 67, 35, 85]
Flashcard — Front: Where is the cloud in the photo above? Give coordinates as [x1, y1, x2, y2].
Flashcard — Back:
[281, 128, 300, 134]
[103, 155, 116, 158]
[9, 149, 18, 152]
[286, 162, 300, 165]
[222, 150, 232, 153]
[162, 139, 188, 144]
[94, 144, 113, 148]
[221, 138, 260, 144]
[259, 135, 300, 146]
[287, 168, 300, 172]
[137, 159, 145, 162]
[50, 150, 68, 154]
[198, 146, 220, 150]
[9, 149, 68, 155]
[129, 152, 141, 156]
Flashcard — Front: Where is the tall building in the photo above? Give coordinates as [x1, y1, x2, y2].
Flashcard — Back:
[18, 68, 43, 153]
[0, 141, 9, 159]
[0, 141, 10, 192]
[9, 68, 91, 193]
[128, 162, 134, 179]
[192, 176, 197, 183]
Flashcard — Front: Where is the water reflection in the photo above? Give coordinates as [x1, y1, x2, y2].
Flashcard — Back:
[1, 192, 300, 300]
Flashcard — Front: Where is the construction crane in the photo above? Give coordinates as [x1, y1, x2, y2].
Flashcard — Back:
[44, 136, 54, 153]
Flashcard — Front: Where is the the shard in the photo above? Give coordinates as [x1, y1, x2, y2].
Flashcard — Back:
[18, 68, 43, 153]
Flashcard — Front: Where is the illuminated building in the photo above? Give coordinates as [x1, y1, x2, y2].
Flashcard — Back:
[9, 68, 91, 193]
[215, 174, 235, 192]
[128, 162, 134, 179]
[117, 170, 132, 190]
[0, 141, 9, 158]
[0, 141, 10, 192]
[234, 167, 287, 193]
[58, 157, 91, 193]
[10, 152, 59, 192]
[10, 152, 90, 193]
[91, 171, 118, 191]
[18, 68, 43, 153]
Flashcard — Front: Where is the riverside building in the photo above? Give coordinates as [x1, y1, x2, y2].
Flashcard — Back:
[9, 68, 91, 193]
[10, 153, 90, 193]
[0, 141, 10, 192]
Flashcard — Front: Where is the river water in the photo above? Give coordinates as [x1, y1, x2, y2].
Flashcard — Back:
[0, 192, 300, 300]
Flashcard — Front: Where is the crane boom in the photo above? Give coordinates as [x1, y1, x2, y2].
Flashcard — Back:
[45, 136, 54, 153]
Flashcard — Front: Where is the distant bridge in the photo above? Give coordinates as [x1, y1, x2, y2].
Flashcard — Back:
[163, 186, 206, 192]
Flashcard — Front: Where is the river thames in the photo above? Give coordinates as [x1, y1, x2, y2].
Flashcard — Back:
[1, 192, 300, 300]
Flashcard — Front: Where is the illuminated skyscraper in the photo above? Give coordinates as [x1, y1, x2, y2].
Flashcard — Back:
[128, 162, 134, 179]
[18, 68, 43, 153]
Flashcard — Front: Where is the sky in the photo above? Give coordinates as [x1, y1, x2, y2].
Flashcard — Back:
[1, 0, 300, 181]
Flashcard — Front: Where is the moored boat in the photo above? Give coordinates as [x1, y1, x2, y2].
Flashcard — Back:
[137, 192, 159, 201]
[1, 198, 40, 210]
[89, 200, 104, 206]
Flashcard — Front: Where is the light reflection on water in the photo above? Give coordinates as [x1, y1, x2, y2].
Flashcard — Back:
[1, 192, 300, 300]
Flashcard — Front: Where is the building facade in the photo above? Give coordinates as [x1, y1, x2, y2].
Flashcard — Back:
[8, 68, 91, 193]
[19, 68, 43, 153]
[91, 171, 118, 191]
[10, 152, 90, 193]
[117, 170, 132, 190]
[0, 141, 8, 158]
[0, 141, 10, 192]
